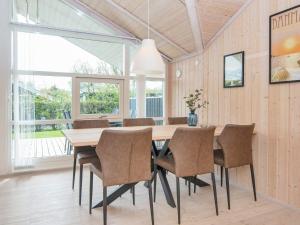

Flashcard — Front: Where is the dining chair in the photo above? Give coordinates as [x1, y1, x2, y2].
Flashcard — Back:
[89, 128, 154, 225]
[167, 117, 193, 191]
[123, 117, 156, 202]
[168, 117, 188, 125]
[72, 119, 110, 206]
[214, 124, 256, 210]
[155, 127, 218, 224]
[123, 118, 156, 127]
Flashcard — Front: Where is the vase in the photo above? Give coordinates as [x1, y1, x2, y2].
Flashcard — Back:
[188, 112, 198, 126]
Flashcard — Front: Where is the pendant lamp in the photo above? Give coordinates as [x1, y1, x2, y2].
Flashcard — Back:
[130, 0, 165, 75]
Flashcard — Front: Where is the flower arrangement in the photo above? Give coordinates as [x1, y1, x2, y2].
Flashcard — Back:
[184, 89, 208, 113]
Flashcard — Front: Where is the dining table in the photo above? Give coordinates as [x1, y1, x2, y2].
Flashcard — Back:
[63, 124, 232, 208]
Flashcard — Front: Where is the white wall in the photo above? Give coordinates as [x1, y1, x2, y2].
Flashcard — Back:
[0, 0, 11, 175]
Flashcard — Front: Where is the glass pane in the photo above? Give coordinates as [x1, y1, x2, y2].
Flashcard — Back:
[129, 80, 137, 118]
[80, 82, 120, 115]
[145, 80, 164, 118]
[12, 75, 72, 164]
[12, 123, 70, 161]
[13, 0, 118, 35]
[14, 75, 72, 121]
[17, 32, 123, 75]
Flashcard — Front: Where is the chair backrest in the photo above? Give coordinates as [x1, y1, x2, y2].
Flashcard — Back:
[123, 118, 155, 127]
[73, 119, 110, 129]
[168, 117, 188, 125]
[217, 124, 255, 168]
[96, 128, 153, 186]
[168, 126, 216, 177]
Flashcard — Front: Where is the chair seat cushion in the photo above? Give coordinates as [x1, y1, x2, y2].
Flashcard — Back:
[155, 154, 175, 173]
[90, 160, 103, 179]
[77, 151, 98, 165]
[214, 149, 225, 166]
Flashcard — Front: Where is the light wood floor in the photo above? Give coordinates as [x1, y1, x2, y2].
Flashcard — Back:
[0, 168, 299, 225]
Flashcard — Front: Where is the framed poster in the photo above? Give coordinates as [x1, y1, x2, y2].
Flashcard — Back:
[269, 5, 300, 84]
[223, 51, 244, 88]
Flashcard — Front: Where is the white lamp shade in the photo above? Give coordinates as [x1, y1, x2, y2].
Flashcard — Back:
[130, 39, 165, 75]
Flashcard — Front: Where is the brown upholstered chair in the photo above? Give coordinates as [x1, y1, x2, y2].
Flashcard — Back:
[89, 128, 154, 225]
[168, 117, 188, 125]
[214, 124, 256, 210]
[123, 117, 156, 198]
[72, 119, 110, 206]
[123, 117, 156, 127]
[155, 127, 218, 224]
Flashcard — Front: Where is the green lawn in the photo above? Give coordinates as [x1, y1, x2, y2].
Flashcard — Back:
[33, 130, 64, 138]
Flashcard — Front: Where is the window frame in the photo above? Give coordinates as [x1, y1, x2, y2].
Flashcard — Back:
[73, 77, 124, 120]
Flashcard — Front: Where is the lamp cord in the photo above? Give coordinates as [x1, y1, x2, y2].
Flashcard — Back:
[147, 0, 150, 39]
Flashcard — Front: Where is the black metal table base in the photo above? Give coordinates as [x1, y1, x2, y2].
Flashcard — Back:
[183, 176, 210, 187]
[93, 183, 137, 208]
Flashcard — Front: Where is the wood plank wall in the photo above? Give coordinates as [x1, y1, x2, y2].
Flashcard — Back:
[168, 0, 300, 208]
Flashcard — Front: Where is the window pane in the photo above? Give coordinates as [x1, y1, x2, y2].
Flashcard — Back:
[13, 0, 118, 35]
[14, 75, 72, 121]
[145, 80, 164, 118]
[17, 32, 123, 75]
[129, 80, 137, 118]
[80, 82, 120, 115]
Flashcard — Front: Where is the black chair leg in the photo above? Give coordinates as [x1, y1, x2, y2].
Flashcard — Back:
[211, 172, 219, 215]
[153, 171, 157, 202]
[89, 171, 93, 214]
[250, 164, 257, 201]
[103, 186, 107, 225]
[188, 179, 191, 196]
[72, 155, 77, 190]
[225, 168, 230, 209]
[193, 176, 197, 193]
[220, 166, 223, 187]
[176, 177, 181, 224]
[132, 186, 135, 205]
[148, 182, 154, 225]
[79, 164, 83, 205]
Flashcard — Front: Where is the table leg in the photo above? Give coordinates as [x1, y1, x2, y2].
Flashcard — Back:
[157, 168, 176, 208]
[93, 183, 137, 208]
[183, 176, 210, 187]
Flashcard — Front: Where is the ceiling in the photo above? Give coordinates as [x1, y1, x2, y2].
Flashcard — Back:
[77, 0, 247, 60]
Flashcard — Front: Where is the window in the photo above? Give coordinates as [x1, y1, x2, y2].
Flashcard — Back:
[13, 0, 118, 35]
[16, 32, 123, 75]
[74, 78, 123, 119]
[145, 80, 164, 118]
[129, 80, 137, 118]
[10, 0, 166, 169]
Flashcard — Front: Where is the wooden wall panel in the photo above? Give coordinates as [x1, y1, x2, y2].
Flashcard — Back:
[168, 0, 300, 208]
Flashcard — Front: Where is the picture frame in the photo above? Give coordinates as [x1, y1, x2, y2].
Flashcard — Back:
[223, 51, 245, 88]
[269, 5, 300, 84]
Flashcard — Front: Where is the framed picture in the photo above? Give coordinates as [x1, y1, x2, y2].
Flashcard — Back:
[269, 5, 300, 84]
[223, 51, 245, 88]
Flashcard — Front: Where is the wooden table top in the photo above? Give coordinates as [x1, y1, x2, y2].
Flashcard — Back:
[62, 124, 228, 147]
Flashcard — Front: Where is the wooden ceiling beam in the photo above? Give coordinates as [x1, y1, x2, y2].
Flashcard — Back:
[185, 0, 203, 51]
[102, 0, 190, 55]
